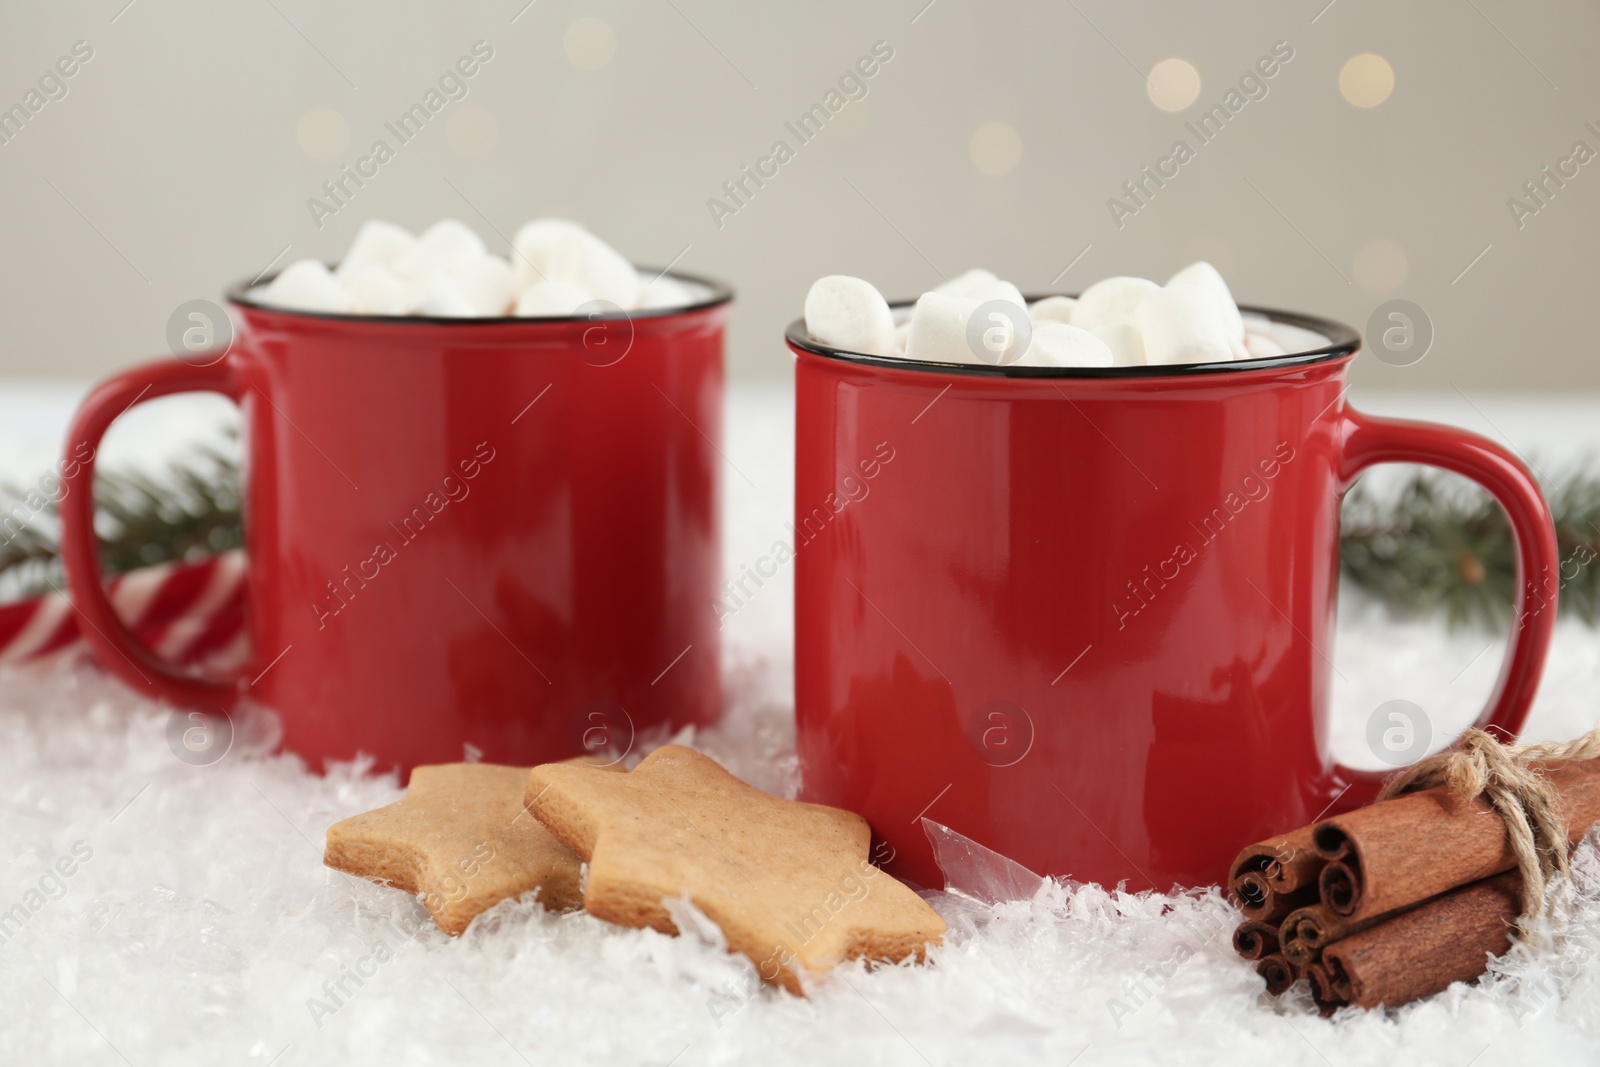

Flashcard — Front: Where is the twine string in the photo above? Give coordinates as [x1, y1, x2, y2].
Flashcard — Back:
[1377, 723, 1600, 921]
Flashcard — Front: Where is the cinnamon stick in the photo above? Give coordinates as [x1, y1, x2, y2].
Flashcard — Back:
[1316, 870, 1521, 1010]
[1230, 874, 1317, 925]
[1232, 921, 1280, 961]
[1303, 961, 1344, 1015]
[1229, 826, 1324, 924]
[1256, 953, 1296, 997]
[1314, 759, 1600, 922]
[1231, 826, 1323, 893]
[1278, 904, 1384, 967]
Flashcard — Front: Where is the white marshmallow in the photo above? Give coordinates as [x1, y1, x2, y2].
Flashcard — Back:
[964, 277, 1028, 310]
[933, 270, 1029, 331]
[1264, 321, 1331, 354]
[893, 318, 911, 355]
[933, 268, 998, 299]
[258, 260, 353, 314]
[1166, 261, 1245, 345]
[1243, 331, 1288, 359]
[804, 275, 897, 357]
[510, 218, 586, 290]
[343, 266, 411, 315]
[336, 220, 416, 281]
[967, 299, 1031, 364]
[1073, 276, 1161, 335]
[453, 254, 515, 317]
[571, 230, 641, 308]
[1028, 295, 1077, 326]
[903, 292, 984, 364]
[945, 276, 1031, 364]
[394, 219, 486, 280]
[515, 279, 593, 317]
[1019, 322, 1113, 368]
[511, 219, 640, 308]
[636, 271, 696, 310]
[1092, 323, 1147, 366]
[415, 274, 477, 318]
[1135, 286, 1236, 365]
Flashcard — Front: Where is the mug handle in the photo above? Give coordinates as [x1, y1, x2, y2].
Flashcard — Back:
[58, 355, 247, 710]
[1328, 405, 1560, 804]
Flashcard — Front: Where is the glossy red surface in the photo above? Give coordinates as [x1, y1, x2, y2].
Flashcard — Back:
[791, 334, 1558, 892]
[60, 292, 728, 775]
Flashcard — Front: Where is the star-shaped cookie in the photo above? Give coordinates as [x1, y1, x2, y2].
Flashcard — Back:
[524, 745, 945, 993]
[325, 762, 589, 935]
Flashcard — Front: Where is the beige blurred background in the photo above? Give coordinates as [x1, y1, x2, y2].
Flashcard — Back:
[0, 0, 1595, 387]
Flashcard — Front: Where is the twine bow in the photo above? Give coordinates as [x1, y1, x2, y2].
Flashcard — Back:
[1377, 723, 1600, 921]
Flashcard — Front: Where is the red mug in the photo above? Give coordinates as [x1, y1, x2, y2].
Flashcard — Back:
[789, 305, 1559, 891]
[60, 270, 732, 773]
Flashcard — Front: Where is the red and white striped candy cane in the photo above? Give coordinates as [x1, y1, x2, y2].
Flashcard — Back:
[0, 550, 248, 670]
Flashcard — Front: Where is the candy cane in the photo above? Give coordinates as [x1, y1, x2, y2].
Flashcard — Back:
[0, 550, 248, 669]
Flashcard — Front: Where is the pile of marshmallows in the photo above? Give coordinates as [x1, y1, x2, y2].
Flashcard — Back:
[804, 263, 1328, 369]
[252, 219, 696, 317]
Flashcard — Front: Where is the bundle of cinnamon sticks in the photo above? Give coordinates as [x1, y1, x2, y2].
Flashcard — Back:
[1229, 758, 1600, 1012]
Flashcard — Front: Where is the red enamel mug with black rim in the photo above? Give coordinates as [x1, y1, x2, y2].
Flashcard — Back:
[60, 269, 731, 774]
[789, 305, 1559, 892]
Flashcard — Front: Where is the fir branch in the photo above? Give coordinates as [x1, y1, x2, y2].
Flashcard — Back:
[1340, 465, 1600, 631]
[0, 499, 62, 603]
[0, 439, 242, 603]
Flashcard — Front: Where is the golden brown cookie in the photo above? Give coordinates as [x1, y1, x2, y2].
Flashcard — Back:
[325, 762, 588, 935]
[524, 744, 945, 993]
